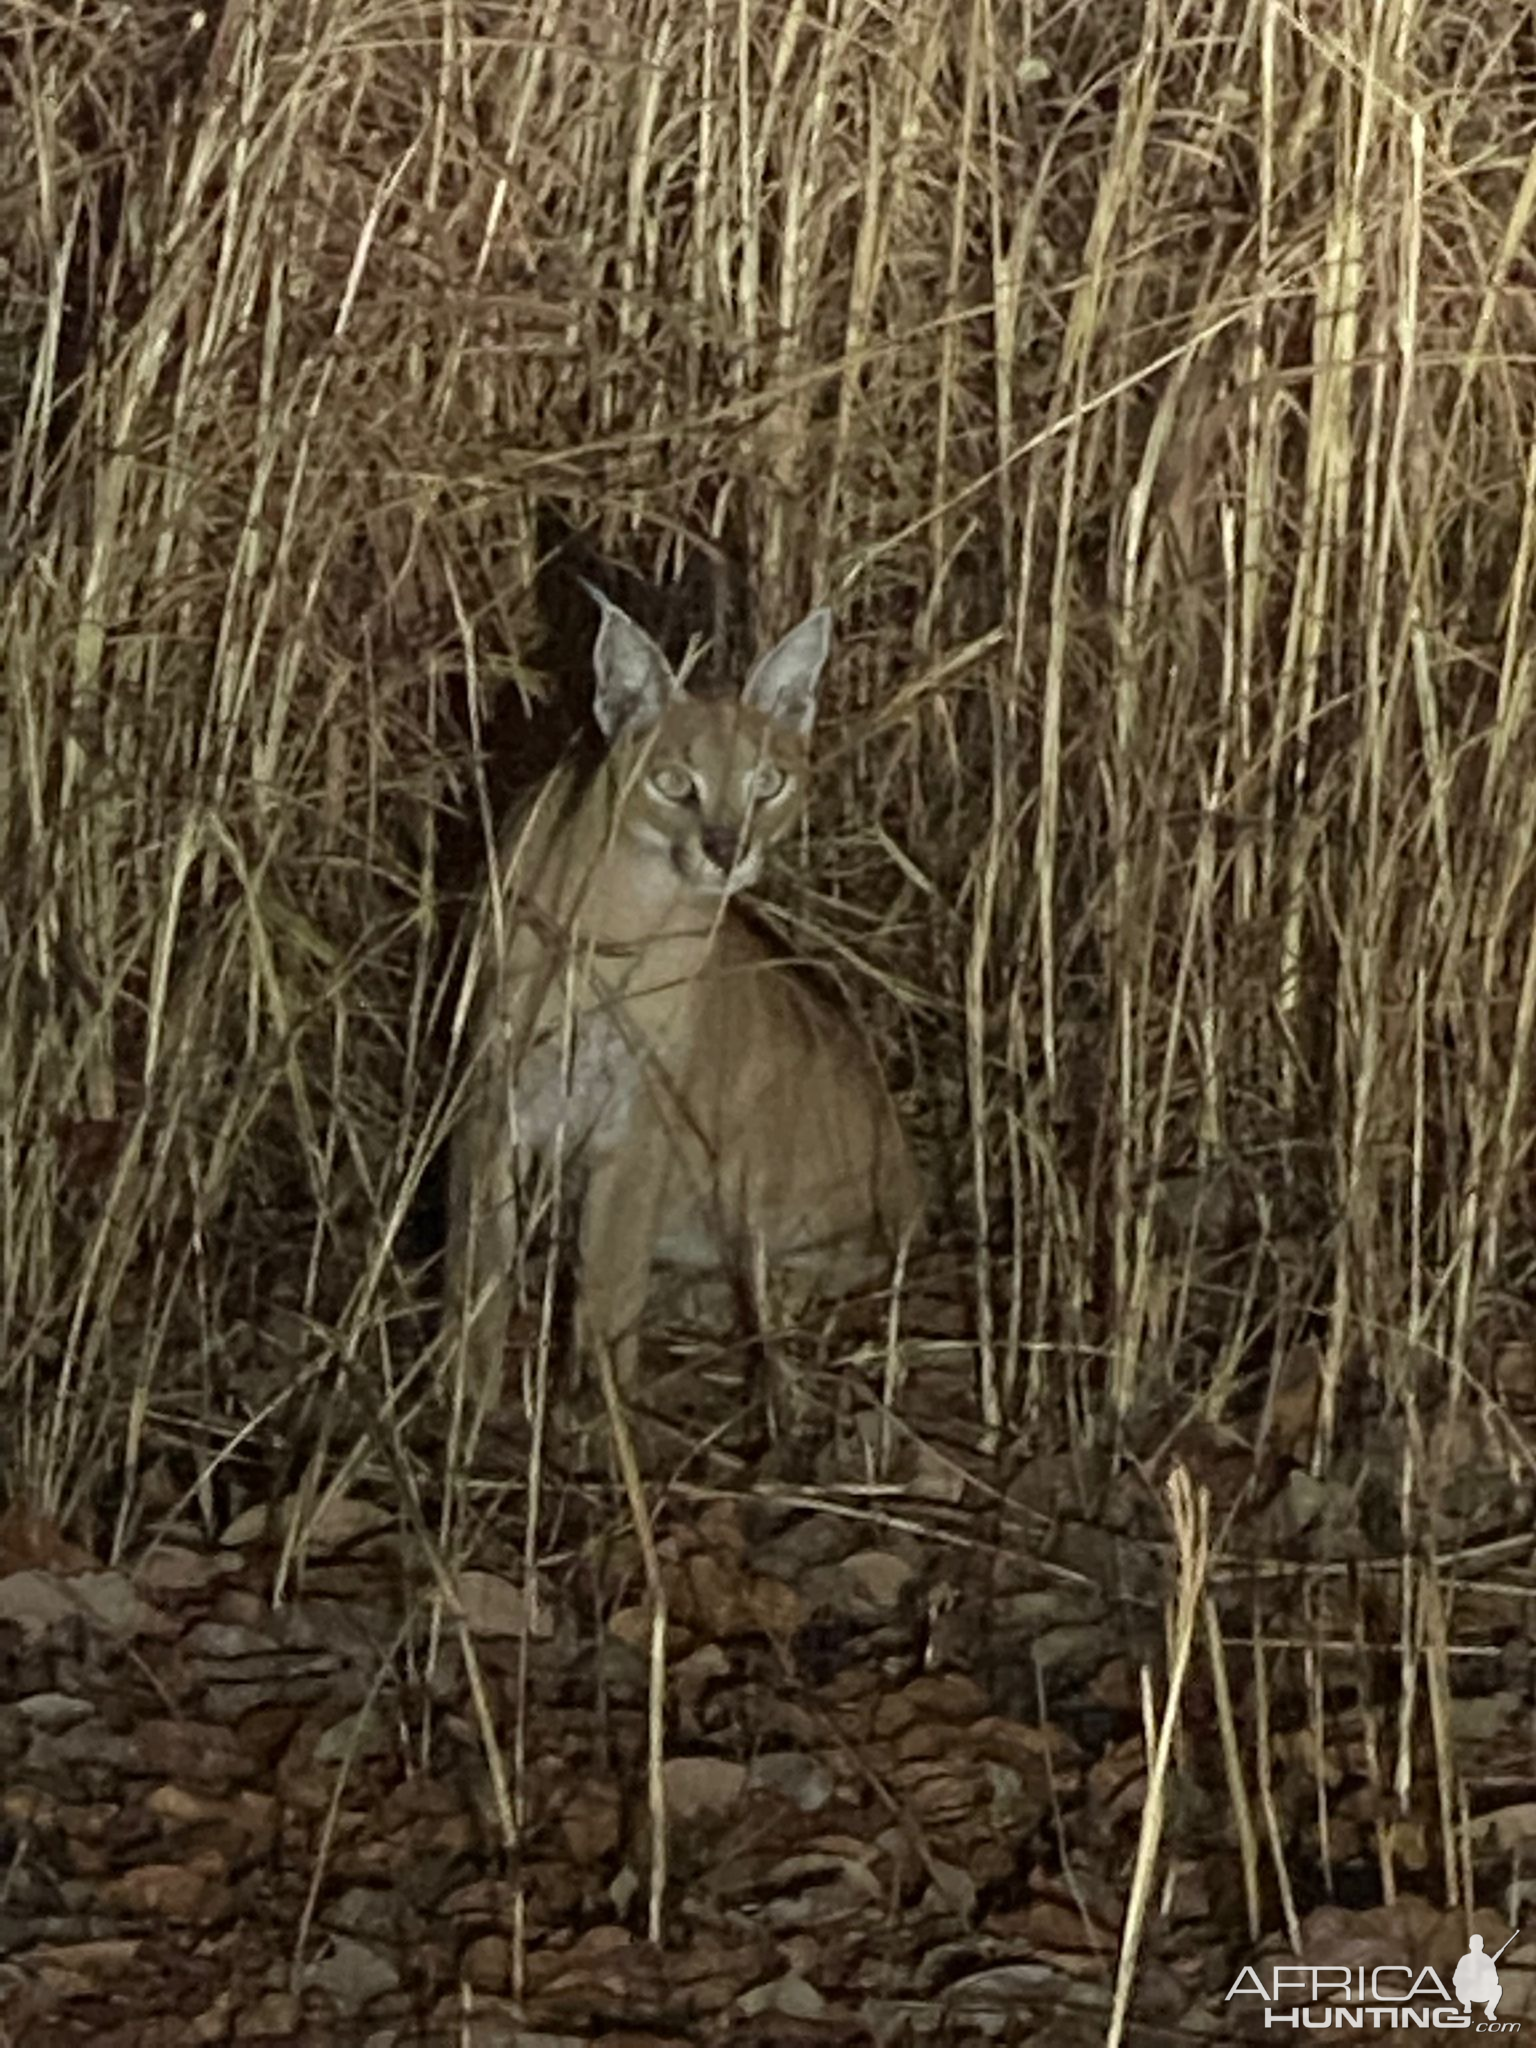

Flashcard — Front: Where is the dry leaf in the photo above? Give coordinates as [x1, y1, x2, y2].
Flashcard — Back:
[132, 1717, 250, 1784]
[0, 1503, 100, 1575]
[220, 1491, 391, 1550]
[663, 1756, 748, 1821]
[607, 1604, 659, 1650]
[15, 1690, 94, 1733]
[737, 1970, 827, 2019]
[1266, 1346, 1323, 1458]
[135, 1545, 230, 1593]
[100, 1856, 230, 1921]
[679, 1551, 802, 1639]
[747, 1752, 834, 1813]
[461, 1933, 514, 1993]
[457, 1568, 551, 1639]
[873, 1673, 987, 1738]
[761, 1848, 882, 1928]
[298, 1932, 400, 2010]
[233, 1990, 302, 2034]
[673, 1641, 730, 1723]
[0, 1567, 169, 1641]
[560, 1781, 622, 1864]
[29, 1938, 142, 1993]
[840, 1549, 918, 1612]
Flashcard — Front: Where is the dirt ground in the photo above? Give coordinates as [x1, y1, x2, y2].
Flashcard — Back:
[4, 1323, 1534, 2046]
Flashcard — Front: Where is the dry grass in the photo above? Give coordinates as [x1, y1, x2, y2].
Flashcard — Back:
[5, 0, 1536, 1567]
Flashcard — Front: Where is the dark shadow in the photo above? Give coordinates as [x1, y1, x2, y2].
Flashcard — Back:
[410, 505, 754, 1282]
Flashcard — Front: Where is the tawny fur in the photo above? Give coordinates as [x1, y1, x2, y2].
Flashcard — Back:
[446, 592, 921, 1406]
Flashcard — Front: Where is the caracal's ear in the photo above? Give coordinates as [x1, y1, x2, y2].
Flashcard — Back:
[740, 607, 831, 738]
[582, 580, 679, 739]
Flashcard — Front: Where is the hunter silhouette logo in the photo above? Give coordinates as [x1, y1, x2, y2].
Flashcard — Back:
[1455, 1933, 1517, 2023]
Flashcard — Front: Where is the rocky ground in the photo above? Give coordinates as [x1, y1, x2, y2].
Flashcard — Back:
[3, 1332, 1534, 2045]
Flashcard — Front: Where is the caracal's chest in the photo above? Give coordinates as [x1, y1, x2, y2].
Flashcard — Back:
[507, 927, 709, 1162]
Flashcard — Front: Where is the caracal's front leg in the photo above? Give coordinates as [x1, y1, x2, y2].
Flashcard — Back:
[447, 1036, 522, 1421]
[576, 1143, 670, 1401]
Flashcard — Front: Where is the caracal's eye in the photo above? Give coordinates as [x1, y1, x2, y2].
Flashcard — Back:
[753, 762, 788, 802]
[648, 763, 696, 804]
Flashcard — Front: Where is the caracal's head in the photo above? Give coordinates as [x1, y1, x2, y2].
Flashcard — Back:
[586, 586, 831, 898]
